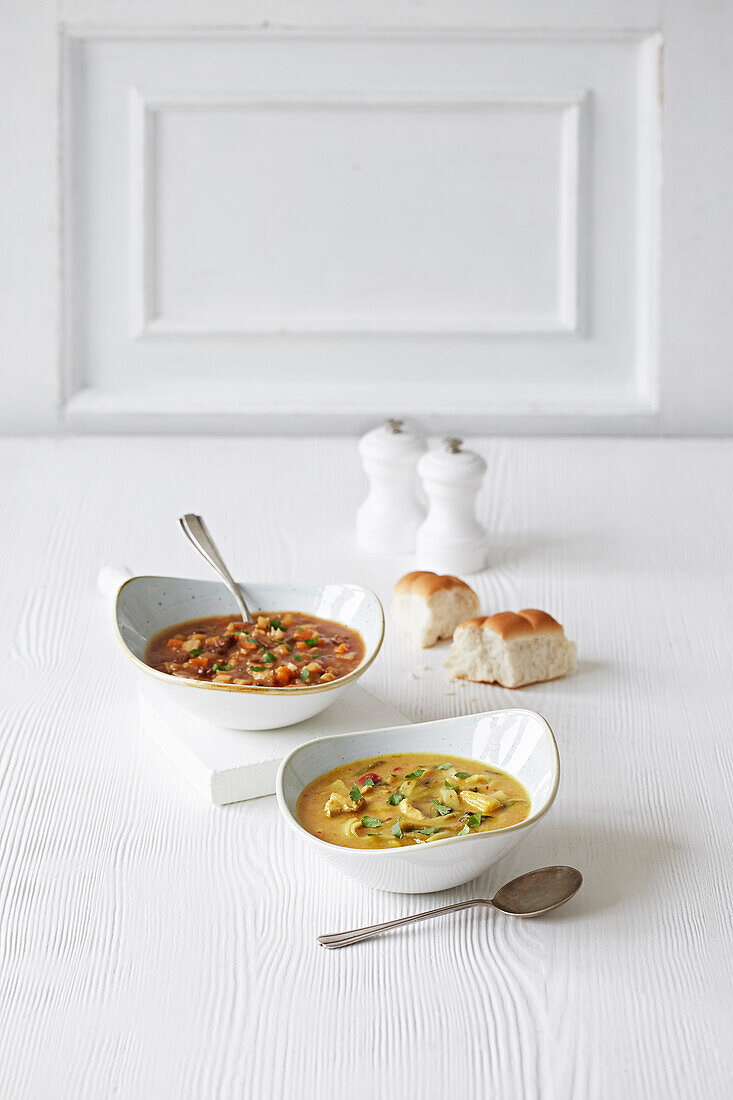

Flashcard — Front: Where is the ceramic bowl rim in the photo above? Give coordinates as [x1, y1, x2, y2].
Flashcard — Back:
[275, 708, 560, 856]
[114, 574, 385, 696]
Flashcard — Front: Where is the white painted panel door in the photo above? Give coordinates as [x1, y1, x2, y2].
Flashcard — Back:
[2, 1, 733, 433]
[64, 30, 659, 426]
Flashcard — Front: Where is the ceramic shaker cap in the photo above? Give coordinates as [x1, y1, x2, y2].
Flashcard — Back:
[356, 419, 426, 554]
[415, 438, 487, 574]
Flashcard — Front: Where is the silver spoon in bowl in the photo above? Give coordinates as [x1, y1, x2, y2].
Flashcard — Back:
[178, 513, 254, 624]
[317, 865, 583, 949]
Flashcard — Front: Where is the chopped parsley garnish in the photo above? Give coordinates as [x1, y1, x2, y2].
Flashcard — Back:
[269, 619, 281, 630]
[211, 663, 231, 672]
[455, 772, 471, 778]
[391, 821, 403, 839]
[262, 652, 276, 663]
[457, 825, 470, 836]
[300, 668, 310, 683]
[305, 638, 320, 647]
[432, 800, 453, 817]
[405, 768, 426, 779]
[444, 779, 459, 790]
[387, 791, 403, 806]
[249, 665, 266, 672]
[293, 655, 304, 661]
[437, 762, 452, 770]
[468, 813, 482, 828]
[349, 785, 361, 802]
[361, 815, 383, 828]
[188, 648, 203, 657]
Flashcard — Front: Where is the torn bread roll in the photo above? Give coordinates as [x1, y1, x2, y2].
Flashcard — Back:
[392, 571, 480, 648]
[444, 610, 576, 688]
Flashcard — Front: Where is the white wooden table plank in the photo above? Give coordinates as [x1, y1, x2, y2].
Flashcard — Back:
[0, 436, 731, 1099]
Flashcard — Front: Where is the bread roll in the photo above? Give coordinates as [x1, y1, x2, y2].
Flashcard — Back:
[444, 610, 576, 687]
[392, 572, 480, 648]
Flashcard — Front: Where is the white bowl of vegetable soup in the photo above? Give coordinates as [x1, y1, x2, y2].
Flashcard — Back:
[276, 709, 560, 893]
[115, 575, 384, 730]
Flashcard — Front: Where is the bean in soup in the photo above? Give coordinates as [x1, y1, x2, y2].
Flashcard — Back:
[297, 752, 530, 848]
[145, 612, 364, 687]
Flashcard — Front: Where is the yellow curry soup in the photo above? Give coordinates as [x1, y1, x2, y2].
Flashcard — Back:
[297, 752, 531, 849]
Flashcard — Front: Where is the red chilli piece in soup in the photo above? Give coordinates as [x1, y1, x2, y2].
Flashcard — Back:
[144, 612, 364, 688]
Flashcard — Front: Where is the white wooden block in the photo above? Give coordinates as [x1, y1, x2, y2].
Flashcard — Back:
[139, 679, 407, 805]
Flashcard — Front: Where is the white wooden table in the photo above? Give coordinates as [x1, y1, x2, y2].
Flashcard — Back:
[1, 436, 731, 1100]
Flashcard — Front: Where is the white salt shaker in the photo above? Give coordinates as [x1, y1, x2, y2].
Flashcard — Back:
[415, 438, 487, 574]
[356, 419, 426, 554]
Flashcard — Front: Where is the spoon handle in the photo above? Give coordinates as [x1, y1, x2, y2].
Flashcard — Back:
[317, 899, 490, 949]
[179, 514, 253, 624]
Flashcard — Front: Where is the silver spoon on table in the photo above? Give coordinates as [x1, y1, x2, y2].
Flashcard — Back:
[179, 513, 254, 623]
[318, 865, 583, 949]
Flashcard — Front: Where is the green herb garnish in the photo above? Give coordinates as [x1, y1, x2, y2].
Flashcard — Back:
[405, 768, 426, 779]
[262, 652, 276, 663]
[211, 663, 232, 673]
[249, 665, 266, 672]
[188, 648, 203, 658]
[457, 825, 470, 836]
[444, 779, 459, 790]
[387, 791, 403, 806]
[269, 618, 281, 630]
[467, 813, 482, 828]
[349, 785, 362, 802]
[361, 815, 383, 828]
[293, 655, 304, 661]
[415, 827, 443, 835]
[437, 762, 452, 770]
[361, 777, 375, 788]
[305, 638, 320, 647]
[455, 772, 471, 778]
[300, 668, 310, 683]
[432, 800, 453, 817]
[392, 821, 403, 839]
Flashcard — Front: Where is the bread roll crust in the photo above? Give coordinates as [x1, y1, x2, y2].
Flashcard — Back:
[458, 609, 564, 641]
[394, 571, 475, 598]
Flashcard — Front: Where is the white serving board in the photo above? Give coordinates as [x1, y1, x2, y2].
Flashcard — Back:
[139, 680, 408, 805]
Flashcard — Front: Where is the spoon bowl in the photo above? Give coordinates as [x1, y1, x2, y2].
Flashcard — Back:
[491, 865, 583, 917]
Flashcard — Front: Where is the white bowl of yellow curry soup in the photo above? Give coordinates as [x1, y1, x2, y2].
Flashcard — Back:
[276, 710, 559, 893]
[115, 576, 384, 730]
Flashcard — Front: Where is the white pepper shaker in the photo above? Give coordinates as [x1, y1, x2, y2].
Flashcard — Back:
[415, 438, 487, 574]
[356, 419, 426, 554]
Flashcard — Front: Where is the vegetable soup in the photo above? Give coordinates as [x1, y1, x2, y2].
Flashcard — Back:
[145, 612, 364, 687]
[297, 752, 531, 848]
